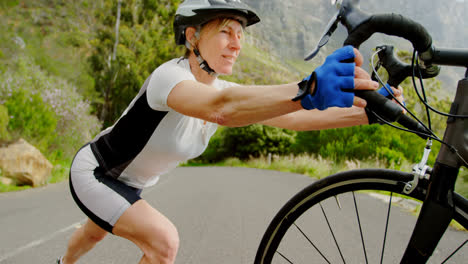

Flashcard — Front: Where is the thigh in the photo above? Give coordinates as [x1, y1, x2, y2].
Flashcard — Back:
[112, 200, 179, 255]
[70, 145, 143, 233]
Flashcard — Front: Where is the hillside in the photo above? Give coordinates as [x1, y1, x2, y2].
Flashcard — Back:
[244, 0, 467, 92]
[244, 0, 467, 58]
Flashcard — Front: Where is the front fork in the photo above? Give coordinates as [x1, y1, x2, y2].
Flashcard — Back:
[401, 162, 459, 263]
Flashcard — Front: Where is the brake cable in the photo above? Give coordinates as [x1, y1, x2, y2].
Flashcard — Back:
[369, 49, 468, 168]
[412, 50, 468, 119]
[370, 48, 437, 139]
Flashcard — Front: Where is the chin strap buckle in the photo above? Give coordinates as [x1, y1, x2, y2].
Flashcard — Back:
[194, 49, 219, 77]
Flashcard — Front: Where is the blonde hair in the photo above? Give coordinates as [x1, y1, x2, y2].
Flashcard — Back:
[184, 18, 245, 58]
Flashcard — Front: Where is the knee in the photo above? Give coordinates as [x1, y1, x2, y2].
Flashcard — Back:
[159, 235, 179, 264]
[158, 228, 179, 263]
[146, 227, 179, 264]
[83, 229, 107, 243]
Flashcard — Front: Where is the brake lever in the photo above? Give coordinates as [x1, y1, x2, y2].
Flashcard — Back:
[304, 10, 341, 61]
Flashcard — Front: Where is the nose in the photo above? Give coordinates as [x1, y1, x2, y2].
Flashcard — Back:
[229, 33, 242, 51]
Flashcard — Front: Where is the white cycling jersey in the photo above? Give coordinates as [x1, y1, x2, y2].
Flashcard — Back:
[89, 57, 237, 188]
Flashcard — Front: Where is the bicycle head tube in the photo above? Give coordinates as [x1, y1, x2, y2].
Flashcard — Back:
[436, 77, 468, 169]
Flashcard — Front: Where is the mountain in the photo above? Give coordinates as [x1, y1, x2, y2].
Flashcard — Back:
[243, 0, 467, 92]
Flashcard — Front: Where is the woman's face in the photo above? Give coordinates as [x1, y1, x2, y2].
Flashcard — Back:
[197, 19, 243, 75]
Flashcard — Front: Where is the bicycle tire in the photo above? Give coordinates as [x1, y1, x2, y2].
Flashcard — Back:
[255, 169, 468, 264]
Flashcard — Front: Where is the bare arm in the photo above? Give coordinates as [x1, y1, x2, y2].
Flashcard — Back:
[167, 80, 304, 127]
[167, 48, 378, 128]
[260, 107, 369, 131]
[167, 77, 376, 128]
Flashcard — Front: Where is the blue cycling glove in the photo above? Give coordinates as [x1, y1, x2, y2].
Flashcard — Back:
[377, 83, 393, 97]
[293, 45, 356, 110]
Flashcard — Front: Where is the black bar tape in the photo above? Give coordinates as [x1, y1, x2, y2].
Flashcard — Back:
[356, 90, 430, 139]
[354, 90, 402, 122]
[344, 14, 432, 52]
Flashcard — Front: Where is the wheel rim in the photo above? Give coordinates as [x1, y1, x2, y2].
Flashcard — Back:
[256, 171, 467, 264]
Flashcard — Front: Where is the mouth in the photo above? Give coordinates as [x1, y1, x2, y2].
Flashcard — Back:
[222, 55, 237, 63]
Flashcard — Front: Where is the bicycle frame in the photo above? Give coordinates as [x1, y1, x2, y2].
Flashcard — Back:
[280, 0, 468, 261]
[402, 69, 468, 261]
[437, 77, 468, 168]
[333, 1, 468, 259]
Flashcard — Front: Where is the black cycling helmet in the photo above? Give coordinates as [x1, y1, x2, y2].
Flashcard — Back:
[174, 0, 261, 45]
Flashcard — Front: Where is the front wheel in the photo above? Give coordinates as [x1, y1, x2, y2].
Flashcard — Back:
[255, 169, 467, 264]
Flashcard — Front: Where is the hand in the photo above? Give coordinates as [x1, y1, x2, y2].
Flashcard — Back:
[366, 84, 406, 124]
[379, 84, 406, 109]
[297, 46, 378, 110]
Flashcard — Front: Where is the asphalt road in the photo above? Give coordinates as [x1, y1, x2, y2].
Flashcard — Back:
[0, 167, 466, 263]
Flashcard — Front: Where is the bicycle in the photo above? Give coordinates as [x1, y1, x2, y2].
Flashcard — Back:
[254, 0, 468, 263]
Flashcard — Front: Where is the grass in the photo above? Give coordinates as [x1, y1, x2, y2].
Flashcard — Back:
[182, 155, 411, 179]
[47, 157, 71, 184]
[185, 154, 414, 180]
[0, 182, 31, 192]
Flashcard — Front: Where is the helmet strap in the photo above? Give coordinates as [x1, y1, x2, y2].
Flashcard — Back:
[194, 48, 219, 77]
[185, 26, 219, 77]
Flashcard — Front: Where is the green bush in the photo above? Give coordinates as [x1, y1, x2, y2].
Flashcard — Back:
[0, 55, 101, 158]
[292, 124, 428, 165]
[4, 88, 58, 152]
[0, 0, 19, 9]
[196, 127, 226, 163]
[197, 125, 297, 162]
[0, 105, 9, 141]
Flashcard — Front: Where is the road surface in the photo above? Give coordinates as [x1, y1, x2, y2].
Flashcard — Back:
[0, 167, 466, 263]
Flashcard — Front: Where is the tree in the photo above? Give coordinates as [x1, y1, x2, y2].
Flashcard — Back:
[89, 0, 182, 127]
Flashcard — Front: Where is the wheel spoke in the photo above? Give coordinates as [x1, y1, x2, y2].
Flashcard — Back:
[256, 170, 463, 264]
[293, 223, 331, 264]
[380, 192, 393, 264]
[276, 250, 294, 264]
[320, 202, 346, 263]
[335, 195, 342, 209]
[441, 239, 467, 264]
[352, 192, 369, 264]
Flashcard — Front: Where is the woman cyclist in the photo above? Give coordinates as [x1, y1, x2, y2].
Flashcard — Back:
[57, 0, 402, 263]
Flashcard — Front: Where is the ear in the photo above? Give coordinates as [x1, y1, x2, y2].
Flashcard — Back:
[185, 26, 198, 48]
